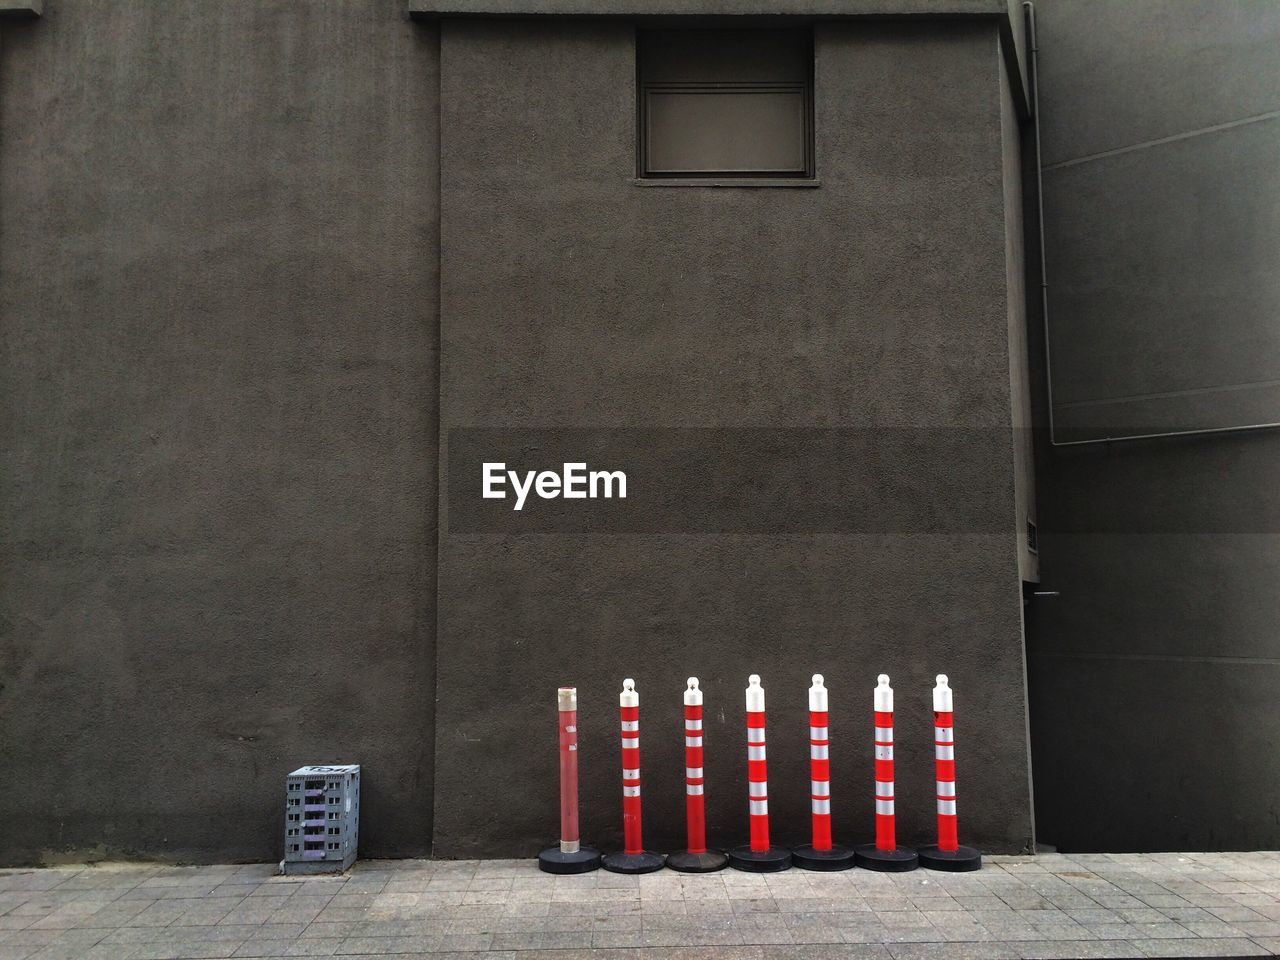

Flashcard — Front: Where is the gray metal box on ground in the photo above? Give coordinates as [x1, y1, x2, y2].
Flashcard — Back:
[282, 764, 360, 874]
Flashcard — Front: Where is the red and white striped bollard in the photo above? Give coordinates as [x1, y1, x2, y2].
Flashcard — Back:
[918, 675, 981, 871]
[794, 675, 855, 870]
[728, 674, 791, 871]
[854, 674, 917, 871]
[602, 679, 664, 873]
[668, 677, 728, 872]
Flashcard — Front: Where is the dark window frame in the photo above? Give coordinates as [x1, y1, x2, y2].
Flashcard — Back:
[636, 27, 816, 181]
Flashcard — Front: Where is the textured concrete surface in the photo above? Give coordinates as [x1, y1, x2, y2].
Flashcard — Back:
[434, 17, 1032, 859]
[1027, 0, 1280, 852]
[0, 1, 440, 864]
[2, 852, 1279, 958]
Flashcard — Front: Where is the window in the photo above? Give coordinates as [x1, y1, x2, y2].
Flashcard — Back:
[637, 28, 814, 180]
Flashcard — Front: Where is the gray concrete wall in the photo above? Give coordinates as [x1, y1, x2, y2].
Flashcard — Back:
[0, 0, 440, 864]
[434, 18, 1035, 857]
[0, 2, 1038, 866]
[1027, 0, 1280, 851]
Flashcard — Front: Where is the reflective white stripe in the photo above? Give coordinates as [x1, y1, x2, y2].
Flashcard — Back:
[686, 784, 704, 795]
[686, 767, 703, 778]
[875, 726, 893, 741]
[936, 744, 954, 760]
[937, 799, 957, 815]
[622, 736, 639, 748]
[937, 781, 955, 798]
[810, 744, 828, 760]
[875, 745, 894, 760]
[811, 780, 829, 797]
[747, 735, 766, 746]
[623, 768, 639, 780]
[875, 799, 894, 815]
[811, 798, 831, 814]
[749, 799, 768, 816]
[621, 720, 639, 732]
[685, 736, 702, 747]
[748, 745, 766, 761]
[935, 726, 954, 743]
[749, 781, 768, 798]
[623, 786, 640, 798]
[876, 781, 894, 798]
[809, 726, 828, 740]
[685, 719, 703, 731]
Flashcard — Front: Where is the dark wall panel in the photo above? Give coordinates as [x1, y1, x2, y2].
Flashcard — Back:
[1043, 119, 1280, 439]
[1029, 652, 1280, 853]
[0, 0, 440, 864]
[1033, 0, 1280, 167]
[434, 19, 1035, 857]
[1029, 0, 1280, 851]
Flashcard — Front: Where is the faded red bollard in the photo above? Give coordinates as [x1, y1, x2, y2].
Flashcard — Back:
[668, 677, 728, 872]
[538, 686, 601, 873]
[602, 679, 664, 873]
[854, 674, 918, 871]
[728, 674, 791, 872]
[794, 675, 855, 870]
[919, 675, 981, 871]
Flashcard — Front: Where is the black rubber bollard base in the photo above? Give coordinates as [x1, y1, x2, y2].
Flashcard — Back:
[538, 846, 601, 875]
[792, 844, 857, 871]
[918, 844, 982, 872]
[666, 849, 729, 873]
[602, 850, 666, 874]
[854, 844, 919, 872]
[728, 845, 792, 872]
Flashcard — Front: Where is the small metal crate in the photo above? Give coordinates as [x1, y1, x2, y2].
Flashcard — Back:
[282, 764, 360, 874]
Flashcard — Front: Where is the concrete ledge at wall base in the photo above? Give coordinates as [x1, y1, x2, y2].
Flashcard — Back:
[409, 0, 1004, 18]
[0, 1, 40, 17]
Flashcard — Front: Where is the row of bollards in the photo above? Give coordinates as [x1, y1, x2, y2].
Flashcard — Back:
[537, 673, 981, 876]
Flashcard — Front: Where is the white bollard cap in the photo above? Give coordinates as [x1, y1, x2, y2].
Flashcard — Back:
[558, 686, 577, 711]
[685, 677, 702, 706]
[874, 674, 893, 712]
[746, 674, 765, 712]
[620, 678, 638, 708]
[934, 674, 953, 712]
[809, 674, 828, 711]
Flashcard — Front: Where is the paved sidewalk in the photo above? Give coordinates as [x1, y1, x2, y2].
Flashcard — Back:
[2, 852, 1279, 959]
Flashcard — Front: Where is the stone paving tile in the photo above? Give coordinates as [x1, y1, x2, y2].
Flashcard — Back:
[1236, 922, 1280, 938]
[886, 943, 1019, 959]
[0, 857, 1277, 958]
[1015, 941, 1145, 959]
[1130, 937, 1271, 956]
[766, 947, 893, 960]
